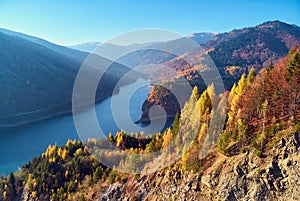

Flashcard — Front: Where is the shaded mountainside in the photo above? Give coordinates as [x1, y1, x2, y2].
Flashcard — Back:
[0, 46, 299, 201]
[0, 30, 138, 127]
[139, 21, 300, 123]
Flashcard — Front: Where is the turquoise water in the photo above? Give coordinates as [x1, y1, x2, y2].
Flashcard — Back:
[0, 79, 159, 175]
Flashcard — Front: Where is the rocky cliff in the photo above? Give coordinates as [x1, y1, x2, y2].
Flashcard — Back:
[100, 131, 300, 201]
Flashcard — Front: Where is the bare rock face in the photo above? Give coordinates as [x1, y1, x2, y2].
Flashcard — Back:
[16, 188, 49, 201]
[100, 132, 300, 201]
[100, 183, 123, 201]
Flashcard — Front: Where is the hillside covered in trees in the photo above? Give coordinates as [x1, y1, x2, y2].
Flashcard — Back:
[0, 46, 299, 200]
[139, 21, 300, 123]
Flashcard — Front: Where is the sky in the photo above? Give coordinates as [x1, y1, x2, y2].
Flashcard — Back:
[0, 0, 299, 45]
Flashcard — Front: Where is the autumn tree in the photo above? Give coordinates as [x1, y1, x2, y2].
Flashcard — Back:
[259, 99, 268, 151]
[287, 48, 300, 121]
[162, 128, 173, 148]
[226, 73, 249, 137]
[172, 112, 180, 136]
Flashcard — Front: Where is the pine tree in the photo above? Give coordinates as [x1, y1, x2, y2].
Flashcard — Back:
[247, 68, 255, 85]
[6, 173, 16, 200]
[79, 193, 85, 201]
[267, 61, 275, 72]
[8, 173, 15, 186]
[179, 86, 201, 144]
[108, 132, 114, 143]
[287, 49, 300, 120]
[198, 90, 211, 120]
[228, 83, 237, 106]
[260, 99, 268, 151]
[236, 74, 247, 96]
[207, 84, 216, 106]
[227, 73, 248, 136]
[162, 128, 173, 148]
[287, 50, 300, 77]
[172, 112, 180, 136]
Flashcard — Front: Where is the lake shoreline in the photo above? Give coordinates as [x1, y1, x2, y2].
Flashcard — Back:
[0, 96, 110, 129]
[0, 79, 143, 129]
[0, 78, 170, 175]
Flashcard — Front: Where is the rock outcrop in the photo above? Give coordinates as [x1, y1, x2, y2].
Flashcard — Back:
[100, 131, 300, 201]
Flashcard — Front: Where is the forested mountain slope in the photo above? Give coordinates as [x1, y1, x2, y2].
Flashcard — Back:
[139, 21, 300, 123]
[1, 45, 299, 201]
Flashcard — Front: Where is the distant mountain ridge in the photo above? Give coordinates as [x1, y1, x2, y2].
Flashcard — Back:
[69, 42, 101, 53]
[68, 33, 216, 69]
[188, 32, 217, 44]
[69, 32, 216, 53]
[68, 32, 216, 72]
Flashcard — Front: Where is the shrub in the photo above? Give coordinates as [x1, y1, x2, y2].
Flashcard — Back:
[255, 150, 263, 158]
[239, 147, 246, 153]
[107, 170, 120, 184]
[217, 130, 229, 154]
[257, 168, 262, 175]
[292, 123, 300, 132]
[134, 173, 140, 181]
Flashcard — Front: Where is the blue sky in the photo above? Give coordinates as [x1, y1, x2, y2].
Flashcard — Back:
[0, 0, 299, 45]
